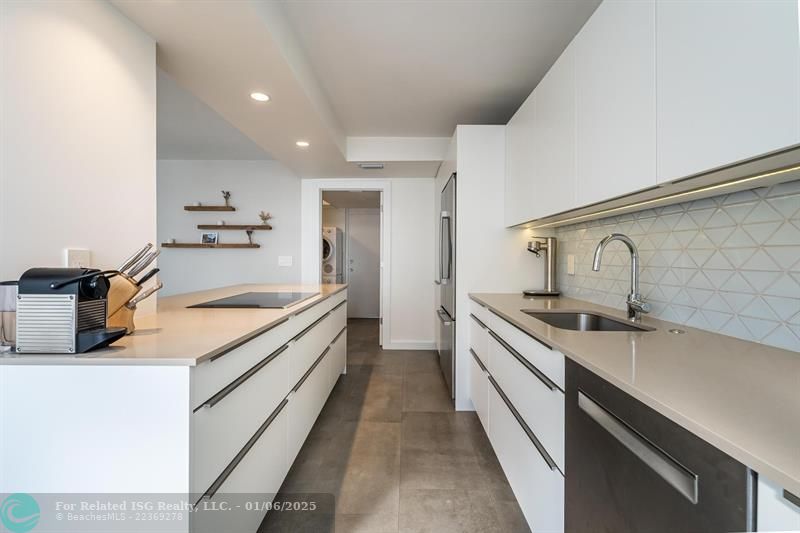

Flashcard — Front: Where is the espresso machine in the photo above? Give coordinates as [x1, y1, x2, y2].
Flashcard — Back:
[15, 268, 127, 353]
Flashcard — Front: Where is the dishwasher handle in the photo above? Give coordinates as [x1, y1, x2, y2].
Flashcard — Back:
[578, 391, 699, 504]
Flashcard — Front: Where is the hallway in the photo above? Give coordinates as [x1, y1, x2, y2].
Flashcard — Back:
[261, 319, 530, 533]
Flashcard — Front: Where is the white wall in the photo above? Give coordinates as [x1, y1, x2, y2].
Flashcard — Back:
[388, 180, 435, 346]
[301, 178, 435, 349]
[157, 160, 302, 296]
[0, 0, 157, 310]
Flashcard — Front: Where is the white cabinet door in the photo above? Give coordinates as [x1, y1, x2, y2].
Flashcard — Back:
[576, 0, 656, 206]
[758, 476, 800, 532]
[656, 0, 800, 183]
[532, 45, 576, 219]
[469, 349, 489, 430]
[505, 43, 576, 226]
[488, 335, 565, 472]
[192, 406, 288, 533]
[505, 91, 538, 227]
[488, 381, 564, 533]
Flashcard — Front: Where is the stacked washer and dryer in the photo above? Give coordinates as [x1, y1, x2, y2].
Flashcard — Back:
[321, 227, 344, 284]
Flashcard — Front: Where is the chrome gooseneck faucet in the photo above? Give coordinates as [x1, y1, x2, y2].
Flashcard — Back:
[592, 233, 651, 321]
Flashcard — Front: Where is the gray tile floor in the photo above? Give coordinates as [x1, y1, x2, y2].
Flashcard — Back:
[261, 319, 530, 533]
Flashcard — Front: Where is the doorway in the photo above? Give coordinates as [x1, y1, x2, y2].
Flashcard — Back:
[321, 190, 382, 334]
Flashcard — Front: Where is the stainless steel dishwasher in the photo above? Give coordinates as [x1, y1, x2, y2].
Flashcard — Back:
[565, 359, 755, 533]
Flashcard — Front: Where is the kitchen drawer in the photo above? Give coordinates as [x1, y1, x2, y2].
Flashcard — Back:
[191, 343, 289, 495]
[193, 404, 288, 533]
[191, 291, 345, 408]
[470, 299, 494, 329]
[328, 327, 347, 388]
[469, 312, 489, 365]
[288, 299, 346, 389]
[487, 312, 564, 390]
[489, 379, 564, 533]
[287, 344, 332, 467]
[488, 332, 565, 472]
[469, 348, 489, 430]
[758, 475, 800, 532]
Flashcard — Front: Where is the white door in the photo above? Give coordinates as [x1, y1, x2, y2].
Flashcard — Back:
[346, 208, 381, 319]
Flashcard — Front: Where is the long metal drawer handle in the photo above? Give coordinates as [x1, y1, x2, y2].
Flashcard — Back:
[470, 348, 487, 373]
[469, 313, 487, 330]
[330, 300, 347, 313]
[784, 489, 800, 508]
[331, 326, 347, 345]
[197, 344, 289, 412]
[209, 317, 289, 362]
[489, 375, 559, 473]
[199, 397, 289, 504]
[578, 391, 699, 504]
[488, 330, 560, 392]
[292, 312, 331, 342]
[292, 346, 331, 393]
[487, 308, 553, 350]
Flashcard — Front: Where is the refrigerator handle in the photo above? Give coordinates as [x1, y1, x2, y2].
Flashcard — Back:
[441, 211, 452, 283]
[436, 309, 452, 326]
[439, 212, 445, 283]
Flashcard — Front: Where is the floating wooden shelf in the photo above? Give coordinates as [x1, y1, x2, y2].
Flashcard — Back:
[184, 205, 236, 212]
[161, 243, 260, 249]
[197, 224, 273, 231]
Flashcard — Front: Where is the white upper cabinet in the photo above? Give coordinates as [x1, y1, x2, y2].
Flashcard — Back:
[656, 0, 800, 183]
[505, 91, 538, 227]
[575, 0, 657, 205]
[506, 45, 576, 226]
[533, 46, 577, 219]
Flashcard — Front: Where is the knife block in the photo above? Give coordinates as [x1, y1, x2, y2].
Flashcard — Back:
[107, 275, 139, 318]
[108, 306, 136, 334]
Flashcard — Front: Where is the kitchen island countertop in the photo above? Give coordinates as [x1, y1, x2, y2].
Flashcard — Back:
[1, 283, 347, 366]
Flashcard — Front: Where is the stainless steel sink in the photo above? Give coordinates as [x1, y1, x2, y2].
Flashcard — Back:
[521, 310, 655, 332]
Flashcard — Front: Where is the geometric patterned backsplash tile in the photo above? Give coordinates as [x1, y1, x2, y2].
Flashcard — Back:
[555, 179, 800, 352]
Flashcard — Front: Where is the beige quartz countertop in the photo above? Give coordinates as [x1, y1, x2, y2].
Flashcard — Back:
[1, 284, 347, 366]
[470, 292, 800, 497]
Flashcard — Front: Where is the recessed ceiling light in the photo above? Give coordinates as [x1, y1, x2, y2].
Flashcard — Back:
[296, 141, 310, 148]
[250, 92, 270, 102]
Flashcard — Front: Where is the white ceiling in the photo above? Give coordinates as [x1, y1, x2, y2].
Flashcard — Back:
[283, 0, 601, 137]
[157, 70, 271, 160]
[323, 190, 381, 209]
[114, 0, 600, 177]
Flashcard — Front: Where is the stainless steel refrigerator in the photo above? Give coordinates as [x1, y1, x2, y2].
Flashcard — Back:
[436, 173, 456, 399]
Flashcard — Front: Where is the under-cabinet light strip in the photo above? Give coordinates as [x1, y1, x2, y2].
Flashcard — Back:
[527, 164, 800, 230]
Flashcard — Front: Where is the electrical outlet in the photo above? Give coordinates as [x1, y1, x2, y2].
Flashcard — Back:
[567, 254, 576, 275]
[65, 249, 91, 268]
[278, 256, 293, 267]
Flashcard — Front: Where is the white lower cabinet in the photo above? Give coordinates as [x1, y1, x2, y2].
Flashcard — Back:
[191, 344, 290, 495]
[469, 348, 489, 430]
[488, 333, 565, 471]
[758, 475, 800, 532]
[468, 300, 565, 532]
[190, 292, 347, 532]
[488, 381, 564, 533]
[193, 406, 288, 533]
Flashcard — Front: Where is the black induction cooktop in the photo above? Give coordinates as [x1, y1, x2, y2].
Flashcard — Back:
[189, 291, 320, 309]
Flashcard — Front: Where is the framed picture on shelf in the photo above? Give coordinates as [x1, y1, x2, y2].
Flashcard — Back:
[201, 232, 219, 245]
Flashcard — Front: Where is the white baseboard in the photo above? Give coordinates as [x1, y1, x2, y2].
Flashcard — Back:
[382, 341, 436, 351]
